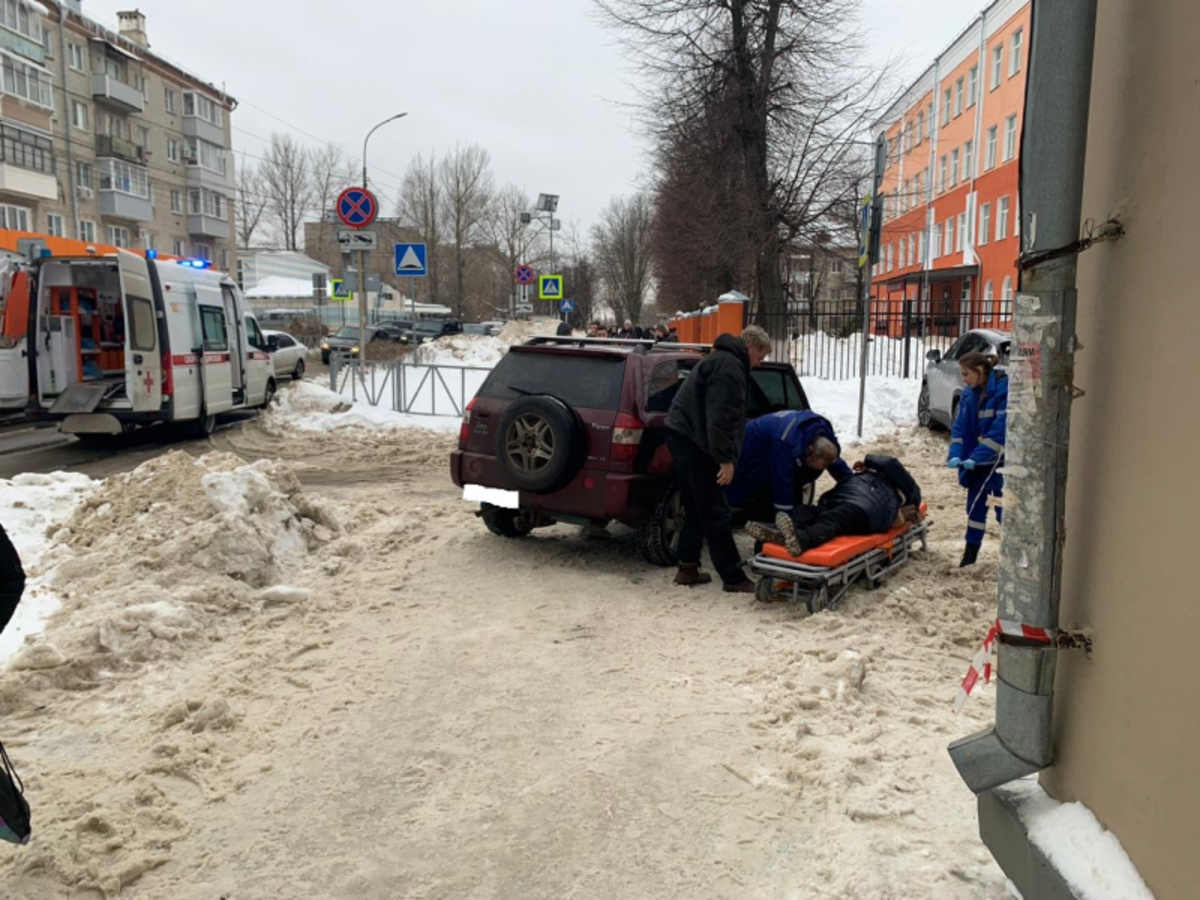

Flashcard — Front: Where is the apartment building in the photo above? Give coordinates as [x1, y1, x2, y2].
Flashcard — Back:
[0, 2, 236, 268]
[869, 0, 1028, 337]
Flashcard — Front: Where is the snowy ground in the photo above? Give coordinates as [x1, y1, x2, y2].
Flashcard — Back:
[0, 389, 1029, 899]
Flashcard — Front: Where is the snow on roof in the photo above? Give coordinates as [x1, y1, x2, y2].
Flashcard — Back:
[243, 275, 316, 300]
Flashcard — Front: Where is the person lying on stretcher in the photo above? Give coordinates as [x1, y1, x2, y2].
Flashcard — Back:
[745, 455, 923, 558]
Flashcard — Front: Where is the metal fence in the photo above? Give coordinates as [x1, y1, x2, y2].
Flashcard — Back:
[328, 355, 492, 418]
[748, 300, 1013, 380]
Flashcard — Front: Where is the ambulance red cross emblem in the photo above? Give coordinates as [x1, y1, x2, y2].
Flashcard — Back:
[143, 370, 154, 394]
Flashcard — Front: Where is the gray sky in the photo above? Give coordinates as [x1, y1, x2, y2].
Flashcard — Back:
[83, 0, 955, 237]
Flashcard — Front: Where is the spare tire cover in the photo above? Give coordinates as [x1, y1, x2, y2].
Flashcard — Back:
[496, 395, 583, 494]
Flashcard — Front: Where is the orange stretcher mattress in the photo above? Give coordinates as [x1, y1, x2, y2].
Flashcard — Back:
[760, 503, 929, 569]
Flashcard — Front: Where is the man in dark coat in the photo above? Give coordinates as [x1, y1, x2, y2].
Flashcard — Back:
[666, 325, 773, 592]
[747, 454, 922, 556]
[555, 320, 572, 337]
[0, 523, 26, 637]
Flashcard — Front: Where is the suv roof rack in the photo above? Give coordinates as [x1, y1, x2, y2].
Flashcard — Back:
[523, 336, 660, 354]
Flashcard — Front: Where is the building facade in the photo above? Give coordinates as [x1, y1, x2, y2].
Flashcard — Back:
[870, 0, 1029, 337]
[236, 249, 328, 292]
[0, 2, 235, 268]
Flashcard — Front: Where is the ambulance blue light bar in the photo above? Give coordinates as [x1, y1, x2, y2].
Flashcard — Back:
[176, 258, 211, 269]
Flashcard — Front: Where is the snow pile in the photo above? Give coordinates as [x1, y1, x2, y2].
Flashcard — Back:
[2, 451, 341, 686]
[1002, 780, 1155, 900]
[414, 334, 509, 367]
[804, 375, 921, 444]
[0, 472, 97, 662]
[262, 380, 461, 435]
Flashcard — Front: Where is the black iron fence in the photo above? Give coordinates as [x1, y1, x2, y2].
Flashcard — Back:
[747, 300, 1013, 380]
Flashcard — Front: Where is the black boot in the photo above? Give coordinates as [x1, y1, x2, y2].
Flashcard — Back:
[960, 544, 981, 568]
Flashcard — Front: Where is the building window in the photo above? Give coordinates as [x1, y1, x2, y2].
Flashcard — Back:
[170, 190, 182, 213]
[220, 248, 228, 271]
[916, 111, 924, 144]
[77, 161, 93, 189]
[992, 45, 1003, 90]
[944, 217, 954, 256]
[0, 1, 44, 44]
[963, 139, 974, 181]
[938, 156, 947, 193]
[917, 231, 924, 265]
[183, 91, 224, 126]
[167, 139, 179, 162]
[107, 225, 130, 247]
[0, 123, 53, 174]
[1004, 114, 1018, 161]
[913, 172, 921, 203]
[1011, 28, 1024, 77]
[997, 196, 1010, 241]
[950, 148, 959, 187]
[46, 213, 64, 237]
[172, 238, 184, 256]
[899, 239, 907, 269]
[165, 88, 176, 114]
[1014, 195, 1021, 238]
[194, 243, 212, 262]
[984, 281, 995, 319]
[1, 56, 53, 109]
[942, 88, 951, 125]
[145, 231, 156, 250]
[0, 204, 29, 230]
[979, 203, 991, 246]
[957, 213, 966, 251]
[188, 188, 226, 219]
[71, 100, 89, 132]
[137, 126, 149, 149]
[986, 125, 998, 170]
[67, 41, 85, 72]
[931, 224, 941, 262]
[184, 137, 226, 175]
[77, 219, 96, 242]
[908, 234, 916, 268]
[98, 158, 149, 198]
[968, 65, 978, 107]
[954, 78, 964, 117]
[1002, 276, 1014, 314]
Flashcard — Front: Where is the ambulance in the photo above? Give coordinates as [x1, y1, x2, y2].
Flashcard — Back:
[26, 248, 276, 437]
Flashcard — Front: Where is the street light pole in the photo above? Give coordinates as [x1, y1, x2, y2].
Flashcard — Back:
[357, 112, 407, 365]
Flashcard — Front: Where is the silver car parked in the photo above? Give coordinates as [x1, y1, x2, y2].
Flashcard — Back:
[918, 328, 1011, 429]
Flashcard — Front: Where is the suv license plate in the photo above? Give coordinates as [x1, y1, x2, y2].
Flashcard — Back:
[463, 484, 520, 509]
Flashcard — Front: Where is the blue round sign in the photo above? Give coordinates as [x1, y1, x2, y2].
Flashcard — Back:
[336, 187, 378, 229]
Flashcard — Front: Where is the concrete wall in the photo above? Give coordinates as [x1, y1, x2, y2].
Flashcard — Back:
[1041, 1, 1200, 897]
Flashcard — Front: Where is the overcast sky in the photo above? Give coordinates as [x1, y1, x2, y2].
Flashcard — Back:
[84, 0, 958, 238]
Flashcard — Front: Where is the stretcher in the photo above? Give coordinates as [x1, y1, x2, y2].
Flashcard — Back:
[749, 505, 930, 613]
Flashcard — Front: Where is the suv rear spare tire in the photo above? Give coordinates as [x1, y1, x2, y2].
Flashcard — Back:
[496, 395, 583, 494]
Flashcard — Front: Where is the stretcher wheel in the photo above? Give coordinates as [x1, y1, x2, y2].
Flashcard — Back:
[755, 577, 776, 604]
[808, 586, 828, 615]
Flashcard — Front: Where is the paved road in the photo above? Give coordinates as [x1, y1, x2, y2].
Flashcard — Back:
[0, 412, 259, 480]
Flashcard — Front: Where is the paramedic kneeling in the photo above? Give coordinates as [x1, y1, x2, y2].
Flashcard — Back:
[748, 455, 922, 557]
[727, 410, 852, 522]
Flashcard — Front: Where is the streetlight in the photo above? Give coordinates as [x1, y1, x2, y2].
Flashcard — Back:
[362, 112, 407, 189]
[356, 112, 406, 360]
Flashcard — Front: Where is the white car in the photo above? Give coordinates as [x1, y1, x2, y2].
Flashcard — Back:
[264, 330, 308, 381]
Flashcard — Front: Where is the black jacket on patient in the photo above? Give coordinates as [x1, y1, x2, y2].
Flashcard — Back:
[815, 454, 922, 534]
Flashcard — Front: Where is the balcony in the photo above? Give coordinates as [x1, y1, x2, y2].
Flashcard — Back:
[100, 190, 152, 222]
[182, 114, 225, 147]
[0, 163, 56, 200]
[91, 73, 144, 114]
[189, 213, 229, 240]
[96, 134, 145, 165]
[185, 162, 230, 193]
[98, 158, 152, 222]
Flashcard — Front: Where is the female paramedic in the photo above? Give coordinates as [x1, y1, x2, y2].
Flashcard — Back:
[947, 350, 1008, 567]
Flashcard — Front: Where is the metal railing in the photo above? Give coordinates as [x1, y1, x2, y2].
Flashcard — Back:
[748, 301, 1013, 380]
[328, 355, 493, 417]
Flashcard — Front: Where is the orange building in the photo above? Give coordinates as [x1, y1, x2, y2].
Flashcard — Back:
[871, 0, 1029, 338]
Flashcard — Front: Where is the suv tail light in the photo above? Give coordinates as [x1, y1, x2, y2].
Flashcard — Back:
[459, 397, 476, 445]
[161, 353, 172, 397]
[611, 412, 644, 462]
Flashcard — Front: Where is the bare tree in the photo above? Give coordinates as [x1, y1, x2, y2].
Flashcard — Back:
[262, 133, 314, 251]
[236, 156, 270, 248]
[485, 183, 537, 317]
[592, 192, 655, 324]
[309, 143, 356, 258]
[397, 153, 444, 306]
[598, 0, 888, 317]
[439, 144, 495, 319]
[560, 222, 598, 328]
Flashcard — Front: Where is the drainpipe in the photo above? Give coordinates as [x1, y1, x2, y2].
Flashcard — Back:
[948, 0, 1099, 794]
[55, 3, 80, 237]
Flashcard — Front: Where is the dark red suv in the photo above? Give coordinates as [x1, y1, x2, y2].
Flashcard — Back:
[450, 337, 812, 566]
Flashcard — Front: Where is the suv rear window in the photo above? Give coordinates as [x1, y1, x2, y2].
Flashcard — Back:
[479, 351, 626, 410]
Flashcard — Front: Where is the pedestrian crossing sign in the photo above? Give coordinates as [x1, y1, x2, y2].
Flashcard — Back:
[539, 274, 563, 300]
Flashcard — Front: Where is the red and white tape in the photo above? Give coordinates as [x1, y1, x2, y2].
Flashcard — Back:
[954, 619, 1055, 713]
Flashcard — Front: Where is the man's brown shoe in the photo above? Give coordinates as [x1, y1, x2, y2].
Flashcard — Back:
[722, 579, 756, 594]
[674, 564, 713, 587]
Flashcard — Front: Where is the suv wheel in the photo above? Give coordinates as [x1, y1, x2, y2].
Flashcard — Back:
[637, 485, 685, 567]
[481, 504, 534, 538]
[496, 395, 583, 494]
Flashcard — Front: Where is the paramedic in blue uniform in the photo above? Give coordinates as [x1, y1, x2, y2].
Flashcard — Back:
[0, 521, 26, 638]
[947, 350, 1008, 567]
[727, 409, 852, 526]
